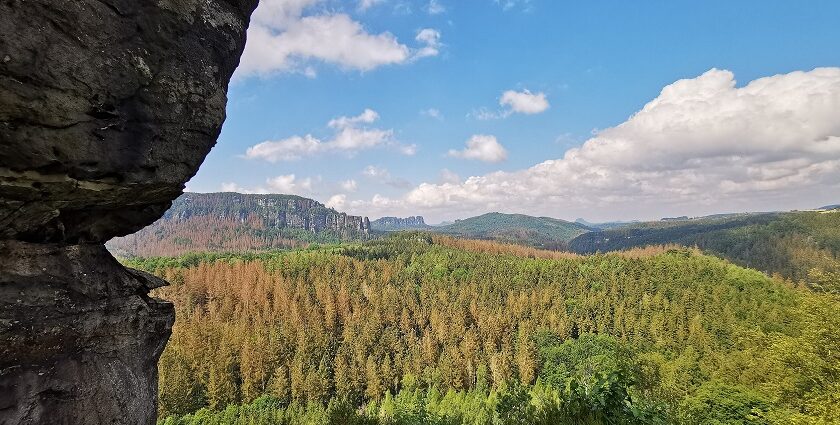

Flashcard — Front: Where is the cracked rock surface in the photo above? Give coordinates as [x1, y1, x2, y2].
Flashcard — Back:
[0, 0, 257, 423]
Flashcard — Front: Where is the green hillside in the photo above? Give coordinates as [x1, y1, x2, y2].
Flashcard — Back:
[127, 234, 840, 425]
[569, 211, 840, 293]
[434, 212, 592, 249]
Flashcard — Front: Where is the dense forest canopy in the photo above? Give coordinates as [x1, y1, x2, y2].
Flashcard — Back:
[569, 211, 840, 294]
[125, 234, 840, 424]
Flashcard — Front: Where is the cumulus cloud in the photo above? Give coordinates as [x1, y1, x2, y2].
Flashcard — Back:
[237, 0, 441, 78]
[472, 88, 549, 120]
[266, 174, 315, 194]
[244, 109, 415, 161]
[221, 174, 318, 196]
[448, 135, 508, 163]
[221, 182, 268, 194]
[500, 89, 549, 114]
[325, 194, 347, 209]
[427, 0, 445, 14]
[340, 179, 359, 192]
[352, 68, 840, 221]
[414, 28, 443, 59]
[328, 108, 379, 128]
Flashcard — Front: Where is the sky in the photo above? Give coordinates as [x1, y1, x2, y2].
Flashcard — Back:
[186, 0, 840, 223]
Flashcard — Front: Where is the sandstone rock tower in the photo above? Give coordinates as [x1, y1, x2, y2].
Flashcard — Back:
[0, 1, 257, 423]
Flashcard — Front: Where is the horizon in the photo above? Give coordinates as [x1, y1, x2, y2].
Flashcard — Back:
[184, 0, 840, 223]
[179, 190, 836, 225]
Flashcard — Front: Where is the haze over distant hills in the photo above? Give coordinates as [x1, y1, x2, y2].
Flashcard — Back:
[370, 216, 430, 231]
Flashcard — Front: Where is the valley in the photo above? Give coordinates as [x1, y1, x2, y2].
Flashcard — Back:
[133, 233, 839, 424]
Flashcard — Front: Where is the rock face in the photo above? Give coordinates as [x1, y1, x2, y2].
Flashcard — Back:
[371, 216, 428, 231]
[167, 193, 371, 235]
[107, 193, 371, 257]
[0, 0, 257, 423]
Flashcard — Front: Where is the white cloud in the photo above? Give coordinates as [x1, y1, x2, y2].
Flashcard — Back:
[266, 174, 315, 194]
[353, 68, 840, 221]
[448, 135, 508, 163]
[427, 0, 445, 14]
[500, 89, 549, 114]
[221, 182, 268, 194]
[363, 165, 389, 178]
[421, 108, 443, 120]
[237, 0, 441, 78]
[245, 135, 322, 161]
[244, 109, 414, 161]
[328, 108, 379, 129]
[472, 88, 549, 120]
[341, 179, 359, 192]
[222, 174, 318, 196]
[414, 28, 442, 59]
[495, 0, 532, 11]
[325, 194, 347, 209]
[469, 107, 504, 121]
[362, 165, 413, 189]
[358, 0, 385, 11]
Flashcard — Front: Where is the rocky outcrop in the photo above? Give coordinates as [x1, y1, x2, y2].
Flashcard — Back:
[371, 216, 428, 231]
[107, 193, 370, 257]
[0, 0, 257, 423]
[166, 192, 370, 235]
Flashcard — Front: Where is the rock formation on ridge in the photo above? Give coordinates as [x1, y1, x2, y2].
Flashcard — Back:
[0, 0, 257, 423]
[165, 193, 371, 235]
[107, 193, 371, 257]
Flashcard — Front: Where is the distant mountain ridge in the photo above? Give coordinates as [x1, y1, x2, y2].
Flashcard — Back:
[575, 218, 638, 230]
[371, 216, 429, 231]
[108, 192, 370, 257]
[568, 211, 840, 292]
[433, 212, 591, 250]
[165, 192, 370, 234]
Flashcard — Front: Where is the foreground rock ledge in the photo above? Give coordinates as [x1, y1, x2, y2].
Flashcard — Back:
[0, 0, 257, 423]
[0, 241, 174, 423]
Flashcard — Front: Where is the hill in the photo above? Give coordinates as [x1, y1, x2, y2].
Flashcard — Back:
[433, 212, 592, 249]
[574, 217, 638, 230]
[107, 192, 370, 257]
[129, 234, 840, 424]
[569, 211, 840, 292]
[371, 216, 430, 231]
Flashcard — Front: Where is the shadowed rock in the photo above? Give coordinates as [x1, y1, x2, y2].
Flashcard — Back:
[0, 0, 257, 423]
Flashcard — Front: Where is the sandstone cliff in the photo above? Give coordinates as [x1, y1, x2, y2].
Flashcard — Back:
[168, 193, 371, 235]
[0, 1, 257, 423]
[107, 193, 371, 257]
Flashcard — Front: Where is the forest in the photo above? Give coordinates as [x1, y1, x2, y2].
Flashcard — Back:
[124, 234, 840, 425]
[569, 211, 840, 294]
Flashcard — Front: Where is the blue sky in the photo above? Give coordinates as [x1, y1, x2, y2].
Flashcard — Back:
[187, 0, 840, 223]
